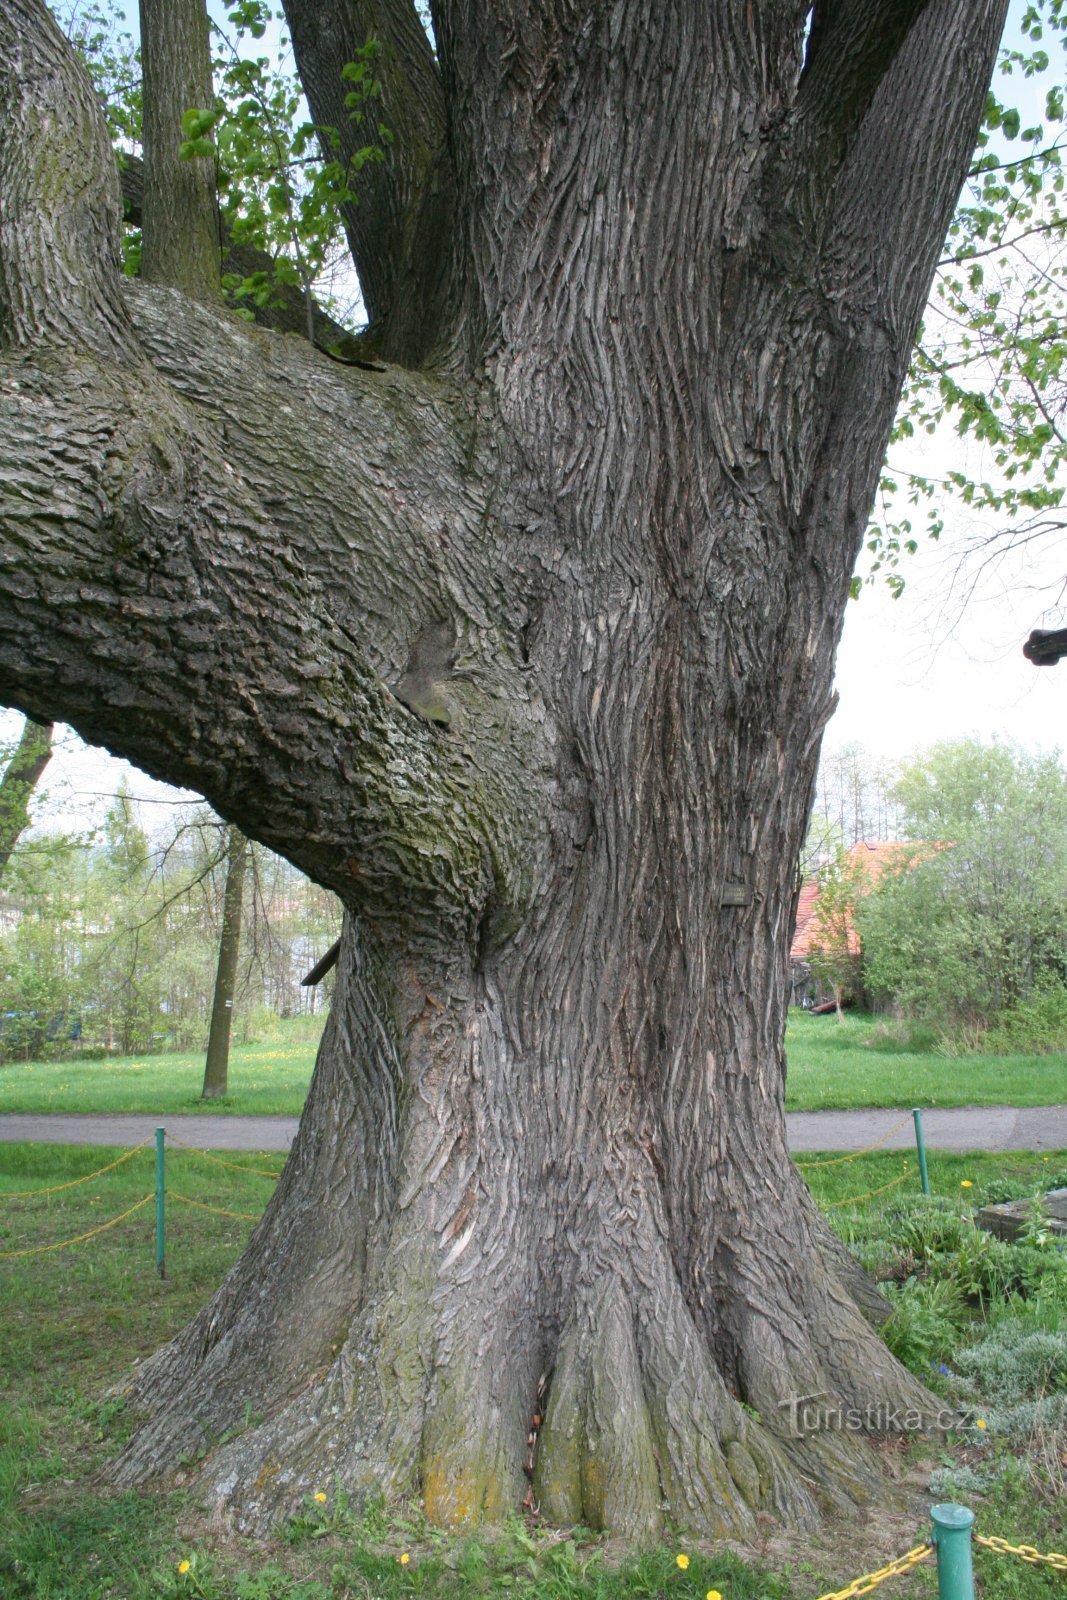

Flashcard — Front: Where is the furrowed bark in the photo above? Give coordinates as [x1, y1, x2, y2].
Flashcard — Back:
[2, 0, 1007, 1545]
[139, 0, 220, 304]
[282, 0, 456, 364]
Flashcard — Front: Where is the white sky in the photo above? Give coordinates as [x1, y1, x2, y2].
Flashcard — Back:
[7, 0, 1065, 835]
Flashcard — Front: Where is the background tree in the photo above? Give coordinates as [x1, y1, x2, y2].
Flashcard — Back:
[201, 824, 249, 1097]
[805, 847, 870, 1019]
[859, 739, 1067, 1036]
[0, 0, 1012, 1543]
[0, 717, 52, 879]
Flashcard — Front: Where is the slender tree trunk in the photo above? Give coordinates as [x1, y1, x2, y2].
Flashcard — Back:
[138, 0, 219, 303]
[0, 716, 52, 879]
[201, 827, 248, 1099]
[0, 0, 1009, 1543]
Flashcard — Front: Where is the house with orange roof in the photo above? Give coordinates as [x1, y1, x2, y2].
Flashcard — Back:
[790, 840, 915, 1008]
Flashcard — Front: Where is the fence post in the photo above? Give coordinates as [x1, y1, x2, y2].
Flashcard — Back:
[912, 1107, 930, 1197]
[931, 1503, 975, 1600]
[155, 1127, 166, 1278]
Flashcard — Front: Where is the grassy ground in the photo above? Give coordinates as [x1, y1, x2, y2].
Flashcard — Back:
[784, 1010, 1067, 1111]
[1, 1011, 1062, 1121]
[0, 1035, 319, 1117]
[1, 1140, 1064, 1598]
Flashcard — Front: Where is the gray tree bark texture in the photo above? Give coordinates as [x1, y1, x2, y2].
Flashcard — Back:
[0, 0, 1008, 1542]
[138, 0, 220, 303]
[201, 826, 249, 1099]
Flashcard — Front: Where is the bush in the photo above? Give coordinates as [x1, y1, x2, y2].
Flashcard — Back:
[980, 979, 1067, 1055]
[953, 1323, 1067, 1402]
[881, 1276, 967, 1373]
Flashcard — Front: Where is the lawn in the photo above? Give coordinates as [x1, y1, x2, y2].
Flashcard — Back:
[785, 1009, 1067, 1111]
[1, 1140, 1065, 1599]
[0, 1033, 319, 1118]
[0, 1010, 1061, 1121]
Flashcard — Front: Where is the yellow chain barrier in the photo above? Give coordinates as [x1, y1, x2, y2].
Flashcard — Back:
[0, 1138, 152, 1199]
[795, 1112, 915, 1169]
[823, 1165, 913, 1210]
[812, 1542, 932, 1600]
[976, 1535, 1067, 1572]
[165, 1133, 283, 1180]
[167, 1190, 261, 1223]
[0, 1193, 154, 1258]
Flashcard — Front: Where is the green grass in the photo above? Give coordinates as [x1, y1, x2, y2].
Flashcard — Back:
[1, 1141, 1065, 1598]
[785, 1009, 1067, 1111]
[0, 1034, 318, 1117]
[0, 1011, 1062, 1121]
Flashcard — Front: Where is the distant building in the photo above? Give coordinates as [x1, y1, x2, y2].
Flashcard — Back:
[789, 840, 913, 1009]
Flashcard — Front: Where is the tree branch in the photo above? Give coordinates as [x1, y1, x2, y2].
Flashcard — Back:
[119, 153, 366, 354]
[0, 0, 539, 953]
[0, 0, 129, 356]
[282, 0, 456, 366]
[139, 0, 220, 303]
[796, 0, 931, 152]
[0, 716, 52, 877]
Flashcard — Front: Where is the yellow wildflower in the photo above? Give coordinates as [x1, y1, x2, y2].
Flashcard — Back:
[400, 1553, 411, 1565]
[676, 1554, 690, 1570]
[178, 1559, 191, 1574]
[976, 1418, 987, 1430]
[314, 1492, 327, 1503]
[960, 1180, 973, 1189]
[707, 1592, 723, 1600]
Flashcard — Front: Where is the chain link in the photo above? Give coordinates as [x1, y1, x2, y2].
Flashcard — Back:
[165, 1133, 282, 1179]
[795, 1112, 916, 1169]
[823, 1164, 913, 1210]
[0, 1138, 152, 1198]
[167, 1190, 261, 1222]
[812, 1543, 932, 1600]
[976, 1535, 1067, 1572]
[0, 1193, 154, 1257]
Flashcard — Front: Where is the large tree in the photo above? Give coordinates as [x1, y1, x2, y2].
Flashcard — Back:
[0, 0, 1008, 1542]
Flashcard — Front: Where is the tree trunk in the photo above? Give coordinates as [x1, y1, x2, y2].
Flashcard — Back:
[201, 826, 248, 1099]
[0, 0, 1008, 1542]
[138, 0, 219, 304]
[0, 716, 52, 879]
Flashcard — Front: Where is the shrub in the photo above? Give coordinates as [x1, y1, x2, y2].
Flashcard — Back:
[881, 1277, 966, 1373]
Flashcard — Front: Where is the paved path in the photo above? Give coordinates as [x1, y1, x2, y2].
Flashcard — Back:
[0, 1105, 1065, 1153]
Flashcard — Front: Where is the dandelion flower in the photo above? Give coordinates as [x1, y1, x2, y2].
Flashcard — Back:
[976, 1418, 987, 1430]
[178, 1559, 191, 1574]
[707, 1592, 723, 1600]
[400, 1553, 411, 1565]
[314, 1492, 327, 1503]
[676, 1554, 690, 1570]
[960, 1180, 973, 1189]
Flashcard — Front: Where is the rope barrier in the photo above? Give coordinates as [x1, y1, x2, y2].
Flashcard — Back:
[795, 1111, 915, 1169]
[0, 1193, 154, 1258]
[0, 1138, 152, 1198]
[166, 1190, 261, 1223]
[822, 1164, 913, 1210]
[811, 1542, 932, 1599]
[976, 1535, 1067, 1572]
[164, 1134, 283, 1180]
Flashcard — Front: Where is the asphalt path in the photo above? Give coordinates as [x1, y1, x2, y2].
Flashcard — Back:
[0, 1105, 1065, 1153]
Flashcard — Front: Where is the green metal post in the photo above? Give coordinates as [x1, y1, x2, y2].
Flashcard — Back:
[913, 1107, 931, 1197]
[931, 1503, 975, 1600]
[155, 1126, 166, 1278]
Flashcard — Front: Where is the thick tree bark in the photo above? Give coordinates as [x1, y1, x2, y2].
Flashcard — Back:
[138, 0, 219, 303]
[0, 0, 1007, 1543]
[201, 826, 248, 1099]
[0, 715, 52, 878]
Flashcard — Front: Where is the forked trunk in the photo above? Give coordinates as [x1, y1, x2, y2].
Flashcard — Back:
[0, 0, 1008, 1546]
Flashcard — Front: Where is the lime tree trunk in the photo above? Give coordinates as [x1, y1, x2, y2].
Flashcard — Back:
[0, 0, 1007, 1540]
